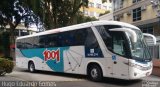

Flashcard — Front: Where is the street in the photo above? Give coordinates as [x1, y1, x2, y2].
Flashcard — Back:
[0, 67, 160, 87]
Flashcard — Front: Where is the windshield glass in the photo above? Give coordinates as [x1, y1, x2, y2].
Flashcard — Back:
[126, 28, 151, 62]
[95, 25, 151, 61]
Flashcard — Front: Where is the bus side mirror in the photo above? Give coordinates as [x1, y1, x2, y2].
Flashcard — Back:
[109, 28, 137, 43]
[143, 33, 157, 45]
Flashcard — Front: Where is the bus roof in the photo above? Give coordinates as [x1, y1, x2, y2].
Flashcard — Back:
[16, 20, 139, 40]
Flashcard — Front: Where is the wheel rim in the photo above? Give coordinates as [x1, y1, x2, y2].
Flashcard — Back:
[30, 63, 34, 72]
[91, 68, 98, 78]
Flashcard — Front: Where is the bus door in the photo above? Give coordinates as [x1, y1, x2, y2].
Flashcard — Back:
[109, 31, 130, 79]
[96, 26, 132, 79]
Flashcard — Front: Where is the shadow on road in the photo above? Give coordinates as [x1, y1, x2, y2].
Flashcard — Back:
[16, 68, 142, 86]
[16, 68, 87, 79]
[99, 77, 142, 86]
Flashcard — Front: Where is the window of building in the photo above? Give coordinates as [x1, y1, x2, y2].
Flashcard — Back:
[113, 0, 124, 11]
[90, 12, 94, 16]
[133, 7, 141, 21]
[114, 16, 120, 21]
[96, 4, 101, 9]
[103, 6, 107, 9]
[140, 26, 154, 34]
[133, 0, 141, 3]
[96, 12, 99, 17]
[89, 2, 94, 7]
[84, 10, 88, 15]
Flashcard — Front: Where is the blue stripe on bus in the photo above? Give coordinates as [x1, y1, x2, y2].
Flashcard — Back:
[20, 47, 69, 72]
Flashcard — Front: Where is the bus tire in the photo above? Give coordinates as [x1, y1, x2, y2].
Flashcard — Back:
[88, 64, 103, 82]
[28, 61, 36, 73]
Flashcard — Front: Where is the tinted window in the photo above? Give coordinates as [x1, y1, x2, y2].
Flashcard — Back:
[17, 28, 89, 48]
[112, 32, 127, 56]
[96, 25, 131, 58]
[84, 28, 103, 57]
[96, 25, 121, 50]
[17, 28, 103, 57]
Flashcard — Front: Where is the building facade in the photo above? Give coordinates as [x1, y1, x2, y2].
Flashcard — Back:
[113, 0, 160, 76]
[99, 12, 114, 20]
[113, 0, 160, 37]
[80, 0, 112, 18]
[112, 0, 160, 58]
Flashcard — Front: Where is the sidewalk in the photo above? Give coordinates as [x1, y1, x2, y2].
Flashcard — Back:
[142, 75, 160, 81]
[152, 59, 160, 77]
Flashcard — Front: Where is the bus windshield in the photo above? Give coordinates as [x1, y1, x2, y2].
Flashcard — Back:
[96, 25, 151, 62]
[127, 28, 151, 62]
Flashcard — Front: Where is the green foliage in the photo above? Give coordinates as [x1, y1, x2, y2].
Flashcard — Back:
[0, 0, 34, 30]
[0, 0, 37, 57]
[0, 58, 14, 76]
[77, 12, 97, 24]
[102, 0, 107, 3]
[22, 0, 89, 29]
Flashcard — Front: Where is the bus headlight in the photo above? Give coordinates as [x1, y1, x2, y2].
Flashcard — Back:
[124, 62, 152, 71]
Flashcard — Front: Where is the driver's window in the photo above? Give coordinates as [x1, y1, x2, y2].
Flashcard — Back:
[113, 33, 126, 56]
[96, 25, 131, 58]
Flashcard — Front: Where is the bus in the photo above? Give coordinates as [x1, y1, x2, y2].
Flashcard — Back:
[16, 21, 156, 81]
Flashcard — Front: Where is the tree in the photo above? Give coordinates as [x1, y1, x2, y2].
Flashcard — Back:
[77, 11, 97, 24]
[0, 0, 36, 57]
[102, 0, 107, 3]
[22, 0, 89, 29]
[0, 0, 36, 40]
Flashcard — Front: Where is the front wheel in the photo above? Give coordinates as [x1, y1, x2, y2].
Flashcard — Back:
[28, 62, 36, 73]
[88, 65, 103, 82]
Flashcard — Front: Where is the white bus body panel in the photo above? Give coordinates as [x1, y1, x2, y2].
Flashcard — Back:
[16, 21, 152, 80]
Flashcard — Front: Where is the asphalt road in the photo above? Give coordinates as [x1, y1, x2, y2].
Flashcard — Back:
[0, 67, 160, 87]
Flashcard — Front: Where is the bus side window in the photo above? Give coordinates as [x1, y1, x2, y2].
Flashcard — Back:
[74, 29, 87, 46]
[45, 35, 56, 48]
[85, 28, 103, 57]
[96, 26, 112, 50]
[17, 40, 23, 49]
[39, 36, 46, 48]
[32, 36, 39, 48]
[112, 33, 126, 56]
[96, 25, 131, 57]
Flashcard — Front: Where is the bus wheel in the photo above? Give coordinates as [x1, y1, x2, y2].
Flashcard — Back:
[88, 64, 103, 82]
[28, 62, 36, 73]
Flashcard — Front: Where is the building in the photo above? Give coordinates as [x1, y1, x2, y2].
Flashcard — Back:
[113, 0, 160, 37]
[99, 12, 114, 21]
[113, 0, 160, 76]
[80, 0, 112, 18]
[1, 24, 37, 37]
[112, 0, 160, 54]
[5, 24, 37, 37]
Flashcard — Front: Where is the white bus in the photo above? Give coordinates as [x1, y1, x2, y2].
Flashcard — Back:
[16, 21, 156, 81]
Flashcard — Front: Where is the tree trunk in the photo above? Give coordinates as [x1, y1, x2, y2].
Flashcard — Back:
[2, 32, 10, 58]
